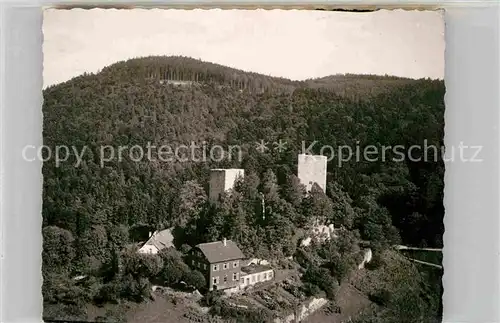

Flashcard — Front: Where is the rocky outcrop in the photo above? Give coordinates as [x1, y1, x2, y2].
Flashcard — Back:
[357, 248, 373, 269]
[274, 297, 328, 323]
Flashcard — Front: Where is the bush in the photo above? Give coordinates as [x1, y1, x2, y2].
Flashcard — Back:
[365, 252, 384, 271]
[302, 266, 339, 300]
[158, 249, 191, 285]
[43, 303, 87, 321]
[369, 289, 392, 306]
[201, 290, 224, 307]
[94, 281, 120, 304]
[301, 282, 322, 297]
[283, 283, 305, 299]
[183, 270, 206, 290]
[43, 274, 90, 305]
[180, 244, 192, 254]
[211, 300, 274, 323]
[119, 275, 151, 302]
[104, 307, 127, 323]
[329, 257, 355, 282]
[121, 252, 163, 279]
[323, 301, 342, 315]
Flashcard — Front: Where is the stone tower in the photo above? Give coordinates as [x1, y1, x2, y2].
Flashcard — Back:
[297, 154, 327, 193]
[209, 169, 245, 202]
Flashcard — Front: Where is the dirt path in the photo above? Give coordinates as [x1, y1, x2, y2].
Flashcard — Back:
[304, 277, 373, 323]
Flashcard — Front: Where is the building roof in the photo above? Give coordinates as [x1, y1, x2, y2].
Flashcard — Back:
[196, 239, 245, 263]
[298, 153, 328, 161]
[240, 264, 273, 275]
[142, 228, 174, 250]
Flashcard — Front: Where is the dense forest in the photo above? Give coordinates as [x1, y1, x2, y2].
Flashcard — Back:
[42, 56, 444, 322]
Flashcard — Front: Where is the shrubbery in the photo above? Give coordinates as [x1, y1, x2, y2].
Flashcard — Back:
[368, 289, 392, 306]
[211, 299, 275, 323]
[302, 266, 339, 300]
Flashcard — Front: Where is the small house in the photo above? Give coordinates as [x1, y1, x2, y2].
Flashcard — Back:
[138, 228, 174, 255]
[188, 239, 246, 291]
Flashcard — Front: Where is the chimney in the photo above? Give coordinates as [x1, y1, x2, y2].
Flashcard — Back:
[223, 238, 227, 246]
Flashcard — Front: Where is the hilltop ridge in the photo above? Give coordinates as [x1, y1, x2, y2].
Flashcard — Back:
[46, 55, 422, 98]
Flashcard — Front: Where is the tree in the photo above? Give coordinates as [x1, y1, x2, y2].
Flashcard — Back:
[261, 169, 280, 202]
[237, 172, 260, 201]
[301, 183, 333, 228]
[281, 174, 306, 208]
[301, 282, 322, 297]
[43, 273, 89, 305]
[158, 248, 190, 285]
[108, 224, 129, 249]
[184, 270, 206, 290]
[302, 265, 339, 300]
[121, 251, 163, 279]
[120, 275, 151, 302]
[79, 225, 109, 263]
[173, 180, 207, 228]
[95, 280, 120, 304]
[42, 226, 75, 274]
[328, 181, 356, 229]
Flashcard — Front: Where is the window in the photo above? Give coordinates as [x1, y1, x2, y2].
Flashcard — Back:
[252, 275, 256, 283]
[240, 278, 244, 284]
[213, 264, 219, 271]
[192, 259, 196, 266]
[203, 263, 207, 270]
[223, 275, 228, 283]
[223, 263, 228, 270]
[213, 276, 219, 285]
[233, 261, 239, 268]
[269, 271, 273, 278]
[233, 272, 239, 281]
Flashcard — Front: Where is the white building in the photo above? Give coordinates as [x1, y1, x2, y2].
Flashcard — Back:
[239, 264, 274, 289]
[209, 168, 245, 202]
[138, 228, 175, 255]
[159, 79, 194, 86]
[297, 154, 327, 193]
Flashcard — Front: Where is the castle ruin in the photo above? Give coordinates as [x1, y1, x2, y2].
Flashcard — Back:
[209, 169, 245, 202]
[297, 154, 327, 193]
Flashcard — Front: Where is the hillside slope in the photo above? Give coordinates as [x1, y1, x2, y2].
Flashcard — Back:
[42, 56, 444, 322]
[43, 55, 444, 245]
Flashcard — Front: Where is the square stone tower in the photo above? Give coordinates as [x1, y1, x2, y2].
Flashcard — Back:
[297, 154, 327, 193]
[209, 169, 245, 202]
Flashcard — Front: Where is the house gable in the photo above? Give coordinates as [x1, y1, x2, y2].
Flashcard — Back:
[196, 239, 245, 264]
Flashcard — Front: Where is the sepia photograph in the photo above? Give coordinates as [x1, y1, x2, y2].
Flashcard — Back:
[41, 8, 445, 323]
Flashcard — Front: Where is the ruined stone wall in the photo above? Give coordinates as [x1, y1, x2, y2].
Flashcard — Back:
[297, 154, 327, 193]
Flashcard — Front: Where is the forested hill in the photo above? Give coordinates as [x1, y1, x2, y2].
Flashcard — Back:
[42, 55, 444, 264]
